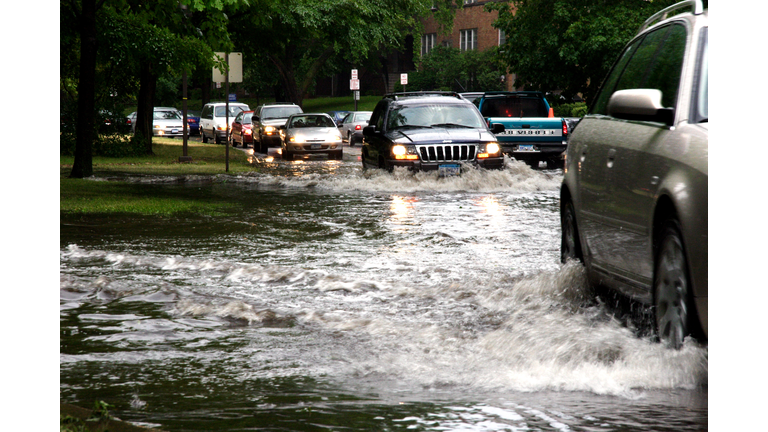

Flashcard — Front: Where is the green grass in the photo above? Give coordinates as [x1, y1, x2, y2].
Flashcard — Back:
[61, 138, 254, 215]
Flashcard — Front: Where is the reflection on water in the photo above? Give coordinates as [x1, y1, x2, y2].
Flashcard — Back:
[60, 157, 706, 431]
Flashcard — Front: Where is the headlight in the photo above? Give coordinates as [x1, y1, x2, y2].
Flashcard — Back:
[486, 142, 500, 155]
[265, 126, 275, 134]
[154, 125, 162, 129]
[290, 135, 306, 143]
[392, 144, 418, 160]
[328, 134, 342, 142]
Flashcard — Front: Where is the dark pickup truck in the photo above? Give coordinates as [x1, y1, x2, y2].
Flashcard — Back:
[476, 91, 569, 168]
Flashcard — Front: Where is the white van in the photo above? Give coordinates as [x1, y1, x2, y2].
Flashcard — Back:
[200, 102, 250, 144]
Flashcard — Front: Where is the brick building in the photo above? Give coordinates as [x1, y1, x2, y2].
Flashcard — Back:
[418, 0, 516, 91]
[315, 0, 516, 97]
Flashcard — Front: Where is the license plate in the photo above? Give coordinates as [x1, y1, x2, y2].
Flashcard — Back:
[171, 129, 179, 134]
[311, 144, 322, 150]
[517, 144, 537, 152]
[438, 164, 461, 177]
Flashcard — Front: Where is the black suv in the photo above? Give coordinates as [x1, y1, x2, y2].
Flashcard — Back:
[361, 92, 505, 175]
[253, 102, 303, 154]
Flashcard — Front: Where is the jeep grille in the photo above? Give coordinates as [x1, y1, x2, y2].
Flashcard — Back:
[418, 144, 477, 162]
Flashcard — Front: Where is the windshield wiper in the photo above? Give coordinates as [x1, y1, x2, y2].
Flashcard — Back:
[392, 124, 432, 130]
[432, 123, 473, 128]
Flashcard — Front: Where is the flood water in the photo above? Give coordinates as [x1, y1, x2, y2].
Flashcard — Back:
[60, 149, 707, 431]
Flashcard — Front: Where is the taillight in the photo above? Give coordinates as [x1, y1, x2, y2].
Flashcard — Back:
[355, 125, 361, 130]
[562, 119, 568, 137]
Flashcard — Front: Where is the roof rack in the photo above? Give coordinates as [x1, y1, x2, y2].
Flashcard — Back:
[639, 0, 703, 33]
[384, 91, 462, 100]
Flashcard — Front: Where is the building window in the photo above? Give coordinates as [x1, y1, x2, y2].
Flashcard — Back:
[460, 29, 478, 51]
[499, 29, 506, 46]
[421, 33, 437, 56]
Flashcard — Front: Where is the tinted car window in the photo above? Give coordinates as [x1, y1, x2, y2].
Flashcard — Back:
[369, 100, 389, 130]
[214, 106, 246, 117]
[479, 96, 547, 118]
[591, 38, 642, 115]
[243, 113, 252, 124]
[201, 106, 213, 119]
[289, 115, 334, 128]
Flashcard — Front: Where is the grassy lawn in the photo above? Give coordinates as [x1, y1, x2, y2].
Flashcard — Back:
[61, 137, 254, 216]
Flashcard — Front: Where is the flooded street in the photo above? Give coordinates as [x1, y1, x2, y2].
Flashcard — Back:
[60, 148, 707, 431]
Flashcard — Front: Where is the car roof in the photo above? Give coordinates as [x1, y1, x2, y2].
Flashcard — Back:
[290, 112, 331, 117]
[637, 0, 706, 34]
[384, 91, 470, 105]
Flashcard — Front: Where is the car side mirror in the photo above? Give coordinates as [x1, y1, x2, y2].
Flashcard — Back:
[363, 125, 378, 136]
[253, 116, 260, 122]
[607, 89, 675, 126]
[490, 123, 505, 134]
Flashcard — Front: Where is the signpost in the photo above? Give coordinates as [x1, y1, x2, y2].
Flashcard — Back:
[401, 73, 408, 92]
[350, 69, 360, 111]
[213, 52, 242, 172]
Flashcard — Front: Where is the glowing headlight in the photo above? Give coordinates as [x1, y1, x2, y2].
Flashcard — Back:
[392, 145, 407, 156]
[486, 142, 500, 154]
[265, 126, 276, 134]
[328, 134, 342, 142]
[154, 125, 162, 128]
[290, 135, 306, 143]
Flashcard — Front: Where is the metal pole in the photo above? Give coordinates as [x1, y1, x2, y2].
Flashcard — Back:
[180, 69, 192, 162]
[225, 52, 229, 173]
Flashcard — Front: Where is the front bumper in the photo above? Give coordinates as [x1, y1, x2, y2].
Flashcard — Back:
[284, 142, 342, 155]
[153, 127, 186, 137]
[262, 134, 282, 148]
[388, 157, 504, 171]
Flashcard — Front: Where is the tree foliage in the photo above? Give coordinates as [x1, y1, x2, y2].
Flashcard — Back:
[486, 0, 692, 103]
[229, 0, 462, 107]
[403, 46, 507, 92]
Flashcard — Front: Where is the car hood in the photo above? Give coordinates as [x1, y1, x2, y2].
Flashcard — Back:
[388, 127, 495, 144]
[286, 127, 340, 140]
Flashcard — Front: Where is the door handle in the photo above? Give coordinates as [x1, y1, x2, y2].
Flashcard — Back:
[606, 149, 616, 168]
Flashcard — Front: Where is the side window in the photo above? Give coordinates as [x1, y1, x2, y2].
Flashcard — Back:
[234, 112, 243, 123]
[201, 106, 212, 119]
[368, 101, 389, 131]
[591, 38, 642, 115]
[643, 24, 687, 108]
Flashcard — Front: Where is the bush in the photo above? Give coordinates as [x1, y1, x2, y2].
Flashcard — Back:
[553, 102, 588, 118]
[399, 46, 507, 93]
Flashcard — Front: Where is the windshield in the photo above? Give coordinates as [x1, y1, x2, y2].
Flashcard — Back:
[288, 115, 335, 128]
[153, 110, 181, 120]
[480, 96, 548, 118]
[214, 106, 246, 117]
[263, 106, 303, 119]
[386, 104, 485, 130]
[355, 113, 372, 122]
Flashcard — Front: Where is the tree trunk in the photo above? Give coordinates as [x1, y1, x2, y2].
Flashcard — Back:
[135, 62, 158, 155]
[70, 0, 98, 179]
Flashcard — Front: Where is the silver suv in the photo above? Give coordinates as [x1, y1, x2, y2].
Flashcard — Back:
[560, 0, 707, 349]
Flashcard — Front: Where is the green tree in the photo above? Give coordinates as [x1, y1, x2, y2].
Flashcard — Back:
[405, 46, 507, 92]
[230, 0, 462, 108]
[486, 0, 700, 103]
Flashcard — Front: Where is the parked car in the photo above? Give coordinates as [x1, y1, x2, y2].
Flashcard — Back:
[327, 110, 350, 125]
[560, 0, 708, 349]
[186, 110, 201, 136]
[200, 102, 250, 144]
[253, 102, 303, 154]
[337, 111, 372, 146]
[126, 112, 137, 133]
[361, 92, 505, 175]
[279, 113, 343, 161]
[152, 107, 186, 138]
[230, 110, 255, 148]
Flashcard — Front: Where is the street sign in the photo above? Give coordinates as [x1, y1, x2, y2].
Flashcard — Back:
[401, 73, 408, 85]
[354, 90, 360, 101]
[228, 93, 237, 101]
[351, 69, 358, 80]
[350, 79, 360, 90]
[212, 52, 243, 83]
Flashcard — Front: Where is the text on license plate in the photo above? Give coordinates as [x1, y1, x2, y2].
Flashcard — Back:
[517, 145, 537, 152]
[311, 143, 322, 149]
[438, 164, 461, 177]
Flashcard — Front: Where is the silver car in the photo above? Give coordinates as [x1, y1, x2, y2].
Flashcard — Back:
[337, 111, 372, 146]
[280, 113, 343, 161]
[560, 0, 707, 349]
[152, 107, 186, 137]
